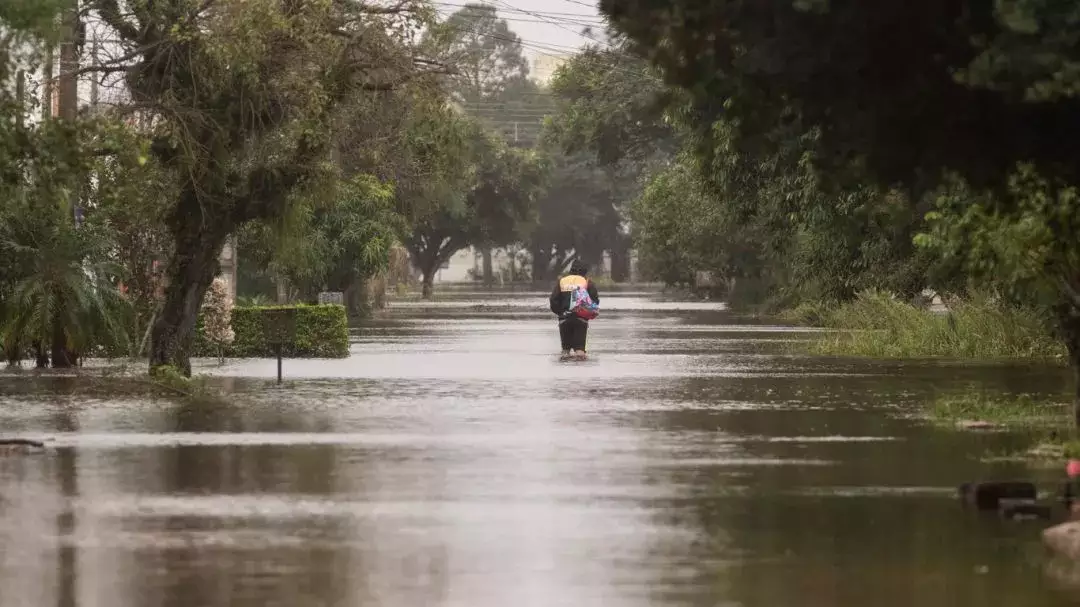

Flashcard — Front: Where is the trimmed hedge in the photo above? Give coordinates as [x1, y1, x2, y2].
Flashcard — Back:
[193, 304, 349, 358]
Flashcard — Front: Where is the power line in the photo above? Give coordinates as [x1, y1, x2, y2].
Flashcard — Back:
[486, 0, 611, 49]
[435, 21, 649, 80]
[437, 23, 582, 54]
[551, 0, 600, 10]
[435, 10, 603, 28]
[432, 2, 605, 21]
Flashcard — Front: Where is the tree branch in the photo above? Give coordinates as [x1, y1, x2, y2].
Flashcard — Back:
[90, 0, 142, 43]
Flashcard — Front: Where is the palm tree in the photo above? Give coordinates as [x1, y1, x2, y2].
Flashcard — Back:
[0, 204, 130, 368]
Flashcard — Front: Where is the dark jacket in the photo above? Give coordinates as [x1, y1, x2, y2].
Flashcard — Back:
[549, 273, 600, 318]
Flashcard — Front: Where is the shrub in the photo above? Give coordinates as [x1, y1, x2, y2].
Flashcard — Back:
[201, 278, 235, 358]
[776, 300, 837, 327]
[193, 304, 349, 358]
[809, 289, 1063, 359]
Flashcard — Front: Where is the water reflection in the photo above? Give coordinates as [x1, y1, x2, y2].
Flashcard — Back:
[0, 290, 1076, 606]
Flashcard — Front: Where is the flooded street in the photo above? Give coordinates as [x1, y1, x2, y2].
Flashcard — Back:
[1, 289, 1077, 606]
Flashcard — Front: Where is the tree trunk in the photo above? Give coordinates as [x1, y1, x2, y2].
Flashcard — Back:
[35, 342, 49, 368]
[149, 228, 228, 376]
[481, 247, 494, 286]
[51, 0, 80, 370]
[50, 321, 75, 368]
[367, 272, 388, 310]
[577, 249, 603, 276]
[1059, 302, 1080, 429]
[343, 278, 365, 318]
[531, 244, 551, 284]
[610, 242, 631, 283]
[421, 273, 434, 299]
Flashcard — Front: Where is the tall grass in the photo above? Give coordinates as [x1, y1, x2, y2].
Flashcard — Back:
[775, 300, 836, 327]
[808, 290, 1064, 359]
[928, 392, 1067, 427]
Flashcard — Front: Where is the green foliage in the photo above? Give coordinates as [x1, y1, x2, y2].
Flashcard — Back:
[527, 151, 623, 282]
[80, 0, 435, 372]
[405, 114, 547, 296]
[628, 135, 933, 308]
[240, 174, 404, 313]
[630, 156, 729, 286]
[0, 0, 64, 69]
[426, 3, 552, 148]
[0, 199, 132, 361]
[917, 165, 1080, 311]
[0, 0, 64, 34]
[928, 392, 1066, 428]
[427, 3, 530, 104]
[89, 121, 173, 358]
[193, 305, 349, 359]
[775, 300, 837, 327]
[542, 35, 935, 303]
[810, 290, 1062, 360]
[0, 100, 147, 364]
[547, 42, 675, 168]
[597, 0, 1080, 190]
[599, 0, 1080, 424]
[539, 42, 672, 281]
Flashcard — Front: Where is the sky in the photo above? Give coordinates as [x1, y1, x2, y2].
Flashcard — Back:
[434, 0, 606, 74]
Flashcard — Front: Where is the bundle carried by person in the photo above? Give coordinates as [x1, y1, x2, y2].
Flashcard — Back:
[568, 283, 599, 320]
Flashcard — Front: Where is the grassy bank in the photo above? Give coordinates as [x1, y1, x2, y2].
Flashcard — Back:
[926, 392, 1068, 429]
[0, 365, 231, 406]
[778, 291, 1074, 462]
[798, 290, 1064, 360]
[922, 391, 1080, 462]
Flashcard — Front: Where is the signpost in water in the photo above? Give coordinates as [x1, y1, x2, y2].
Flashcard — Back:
[264, 308, 297, 384]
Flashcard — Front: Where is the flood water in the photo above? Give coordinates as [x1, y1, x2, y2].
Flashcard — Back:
[1, 288, 1078, 606]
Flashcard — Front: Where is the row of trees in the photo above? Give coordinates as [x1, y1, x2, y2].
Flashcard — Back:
[0, 1, 640, 375]
[553, 3, 1080, 422]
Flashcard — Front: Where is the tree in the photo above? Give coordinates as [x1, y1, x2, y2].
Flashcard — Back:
[404, 115, 545, 298]
[528, 152, 621, 283]
[0, 151, 131, 367]
[630, 155, 739, 289]
[239, 175, 403, 316]
[0, 44, 146, 367]
[200, 277, 234, 363]
[90, 122, 174, 359]
[428, 3, 530, 106]
[427, 2, 533, 283]
[547, 42, 675, 169]
[599, 0, 1080, 422]
[82, 0, 435, 375]
[543, 41, 676, 282]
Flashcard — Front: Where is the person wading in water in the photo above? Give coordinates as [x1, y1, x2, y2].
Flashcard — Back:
[549, 260, 600, 358]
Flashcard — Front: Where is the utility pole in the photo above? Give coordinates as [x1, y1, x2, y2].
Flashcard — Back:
[57, 0, 78, 122]
[50, 0, 81, 369]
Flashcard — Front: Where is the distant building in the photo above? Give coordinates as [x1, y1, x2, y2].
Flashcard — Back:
[530, 54, 569, 86]
[434, 248, 478, 283]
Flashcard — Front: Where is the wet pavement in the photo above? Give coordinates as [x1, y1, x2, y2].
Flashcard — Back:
[0, 288, 1077, 606]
